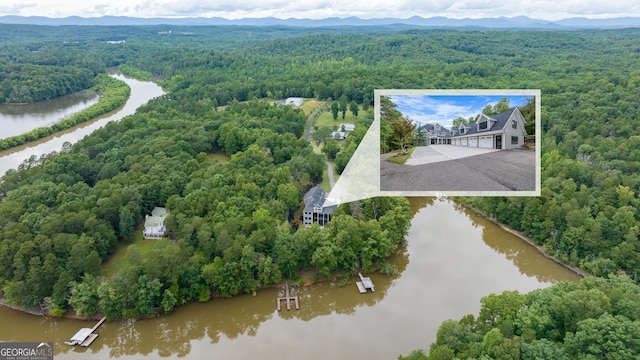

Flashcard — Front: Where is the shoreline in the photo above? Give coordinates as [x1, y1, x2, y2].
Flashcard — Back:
[458, 201, 590, 279]
[0, 73, 130, 152]
[1, 200, 588, 321]
[0, 270, 347, 322]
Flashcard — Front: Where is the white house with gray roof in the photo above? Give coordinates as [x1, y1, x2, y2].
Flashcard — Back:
[301, 186, 336, 227]
[417, 122, 453, 145]
[143, 207, 169, 239]
[451, 107, 527, 150]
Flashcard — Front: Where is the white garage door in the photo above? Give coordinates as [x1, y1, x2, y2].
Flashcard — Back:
[469, 137, 478, 147]
[479, 136, 493, 148]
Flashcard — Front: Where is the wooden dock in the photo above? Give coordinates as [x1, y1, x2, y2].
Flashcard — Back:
[276, 283, 299, 311]
[91, 317, 106, 332]
[80, 333, 99, 347]
[356, 273, 375, 293]
[65, 317, 106, 347]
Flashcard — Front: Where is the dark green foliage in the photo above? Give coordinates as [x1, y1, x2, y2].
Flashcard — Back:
[408, 275, 640, 359]
[0, 42, 410, 317]
[0, 74, 130, 151]
[380, 95, 403, 153]
[0, 64, 95, 103]
[2, 25, 640, 330]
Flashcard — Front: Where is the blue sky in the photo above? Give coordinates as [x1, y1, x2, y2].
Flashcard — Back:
[388, 95, 533, 129]
[0, 1, 638, 20]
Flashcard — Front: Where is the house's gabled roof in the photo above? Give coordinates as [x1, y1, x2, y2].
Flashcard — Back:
[145, 207, 168, 230]
[303, 185, 336, 215]
[339, 123, 355, 132]
[331, 131, 346, 140]
[453, 107, 518, 137]
[285, 97, 304, 106]
[151, 206, 168, 217]
[418, 123, 452, 137]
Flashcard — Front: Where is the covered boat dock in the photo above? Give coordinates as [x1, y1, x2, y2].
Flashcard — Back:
[64, 317, 106, 347]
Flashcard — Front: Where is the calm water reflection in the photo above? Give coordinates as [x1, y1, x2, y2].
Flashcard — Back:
[0, 199, 579, 359]
[0, 73, 165, 176]
[0, 92, 99, 140]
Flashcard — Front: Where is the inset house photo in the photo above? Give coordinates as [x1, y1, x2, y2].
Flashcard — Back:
[378, 90, 540, 196]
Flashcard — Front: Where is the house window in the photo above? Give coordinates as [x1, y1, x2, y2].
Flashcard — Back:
[511, 136, 519, 145]
[512, 120, 517, 129]
[479, 121, 488, 130]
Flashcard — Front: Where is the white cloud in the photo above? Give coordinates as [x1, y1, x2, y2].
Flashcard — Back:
[390, 95, 478, 129]
[1, 0, 639, 19]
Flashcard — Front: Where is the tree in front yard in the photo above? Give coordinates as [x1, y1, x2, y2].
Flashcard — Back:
[391, 117, 416, 155]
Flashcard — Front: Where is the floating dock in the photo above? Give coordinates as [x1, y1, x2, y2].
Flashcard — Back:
[277, 283, 299, 311]
[356, 273, 375, 293]
[65, 317, 106, 347]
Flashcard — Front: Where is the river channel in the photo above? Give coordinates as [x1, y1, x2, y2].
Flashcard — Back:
[0, 72, 165, 176]
[0, 197, 580, 359]
[0, 92, 100, 140]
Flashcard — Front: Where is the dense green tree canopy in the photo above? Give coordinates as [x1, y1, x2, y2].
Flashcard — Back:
[1, 26, 640, 352]
[400, 275, 640, 359]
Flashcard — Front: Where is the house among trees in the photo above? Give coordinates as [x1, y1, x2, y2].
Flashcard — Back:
[417, 123, 453, 145]
[283, 97, 304, 107]
[339, 123, 355, 132]
[331, 131, 347, 140]
[301, 186, 336, 227]
[451, 107, 527, 149]
[143, 207, 169, 239]
[415, 107, 527, 150]
[331, 123, 356, 141]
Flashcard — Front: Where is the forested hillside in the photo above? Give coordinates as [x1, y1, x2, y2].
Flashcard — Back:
[0, 25, 639, 347]
[401, 275, 640, 359]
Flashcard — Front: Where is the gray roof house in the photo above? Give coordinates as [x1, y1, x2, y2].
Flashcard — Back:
[331, 123, 355, 141]
[450, 107, 527, 150]
[284, 97, 304, 107]
[417, 123, 453, 145]
[143, 207, 169, 239]
[330, 131, 347, 140]
[339, 123, 356, 132]
[302, 186, 336, 227]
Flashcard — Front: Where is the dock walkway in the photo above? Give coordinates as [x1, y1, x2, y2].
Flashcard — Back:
[276, 283, 299, 311]
[356, 273, 375, 293]
[65, 317, 106, 347]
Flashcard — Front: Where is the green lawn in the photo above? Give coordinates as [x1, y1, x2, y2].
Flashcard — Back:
[319, 161, 340, 192]
[313, 107, 360, 129]
[385, 147, 416, 165]
[100, 222, 170, 278]
[300, 99, 323, 116]
[207, 150, 231, 164]
[320, 166, 331, 192]
[310, 140, 323, 155]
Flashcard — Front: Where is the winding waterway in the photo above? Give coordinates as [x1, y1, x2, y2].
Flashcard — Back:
[0, 92, 100, 140]
[0, 198, 580, 359]
[0, 72, 165, 176]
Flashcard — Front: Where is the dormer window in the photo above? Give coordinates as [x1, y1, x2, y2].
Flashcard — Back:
[479, 121, 488, 130]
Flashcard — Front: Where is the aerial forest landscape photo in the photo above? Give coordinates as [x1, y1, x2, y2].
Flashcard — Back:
[0, 2, 640, 359]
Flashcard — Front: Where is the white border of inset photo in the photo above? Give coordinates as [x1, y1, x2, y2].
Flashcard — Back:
[323, 89, 540, 208]
[377, 89, 541, 197]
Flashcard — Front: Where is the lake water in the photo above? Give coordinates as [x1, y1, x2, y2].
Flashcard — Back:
[0, 72, 165, 176]
[0, 198, 580, 359]
[0, 92, 99, 140]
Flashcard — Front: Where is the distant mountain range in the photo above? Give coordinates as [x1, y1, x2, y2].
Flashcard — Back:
[1, 15, 639, 29]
